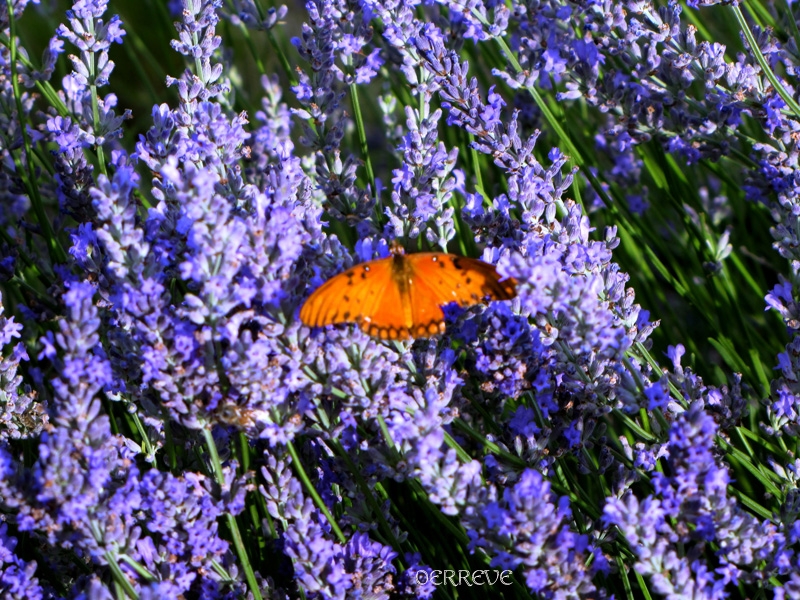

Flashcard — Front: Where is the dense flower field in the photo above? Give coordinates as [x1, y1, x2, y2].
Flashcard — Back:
[2, 0, 800, 597]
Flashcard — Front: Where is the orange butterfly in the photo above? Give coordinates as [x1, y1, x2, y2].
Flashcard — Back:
[299, 242, 517, 340]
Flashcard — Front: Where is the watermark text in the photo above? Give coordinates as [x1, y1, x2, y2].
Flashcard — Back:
[415, 569, 513, 587]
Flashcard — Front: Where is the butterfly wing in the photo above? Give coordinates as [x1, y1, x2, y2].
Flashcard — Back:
[423, 253, 516, 302]
[407, 273, 448, 337]
[407, 253, 516, 329]
[299, 257, 394, 331]
[300, 251, 516, 340]
[356, 260, 414, 340]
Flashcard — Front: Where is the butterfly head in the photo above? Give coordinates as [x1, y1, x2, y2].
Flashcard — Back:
[388, 240, 406, 256]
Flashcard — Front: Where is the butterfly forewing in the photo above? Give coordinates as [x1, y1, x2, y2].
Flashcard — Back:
[298, 258, 393, 329]
[409, 253, 516, 307]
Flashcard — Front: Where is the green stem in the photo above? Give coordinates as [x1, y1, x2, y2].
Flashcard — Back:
[267, 27, 296, 86]
[5, 0, 66, 264]
[286, 439, 347, 544]
[10, 276, 58, 310]
[130, 412, 154, 460]
[221, 0, 267, 76]
[470, 11, 616, 212]
[105, 551, 140, 599]
[441, 429, 473, 463]
[203, 429, 263, 600]
[781, 0, 800, 61]
[327, 438, 404, 551]
[0, 33, 68, 115]
[188, 0, 205, 76]
[117, 554, 156, 581]
[84, 24, 108, 177]
[734, 5, 800, 119]
[349, 81, 376, 192]
[468, 133, 484, 193]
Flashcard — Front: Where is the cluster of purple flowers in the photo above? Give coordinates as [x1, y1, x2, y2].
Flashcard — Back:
[606, 402, 783, 598]
[0, 0, 799, 598]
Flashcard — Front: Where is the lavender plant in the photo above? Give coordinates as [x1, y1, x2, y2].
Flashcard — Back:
[1, 0, 800, 597]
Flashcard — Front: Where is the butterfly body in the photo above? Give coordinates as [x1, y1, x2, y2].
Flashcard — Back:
[299, 244, 516, 340]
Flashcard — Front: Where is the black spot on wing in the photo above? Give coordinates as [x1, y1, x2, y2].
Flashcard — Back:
[483, 276, 517, 300]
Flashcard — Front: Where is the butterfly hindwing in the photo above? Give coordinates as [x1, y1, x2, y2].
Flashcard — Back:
[407, 269, 447, 337]
[358, 261, 412, 340]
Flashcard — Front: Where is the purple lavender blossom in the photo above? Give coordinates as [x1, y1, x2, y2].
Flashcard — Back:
[383, 106, 458, 248]
[0, 274, 251, 597]
[223, 0, 288, 31]
[18, 36, 64, 87]
[0, 294, 45, 440]
[45, 0, 130, 220]
[291, 0, 347, 151]
[260, 451, 399, 599]
[2, 0, 797, 598]
[395, 553, 435, 598]
[56, 0, 125, 87]
[0, 522, 47, 600]
[605, 402, 785, 596]
[466, 468, 595, 596]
